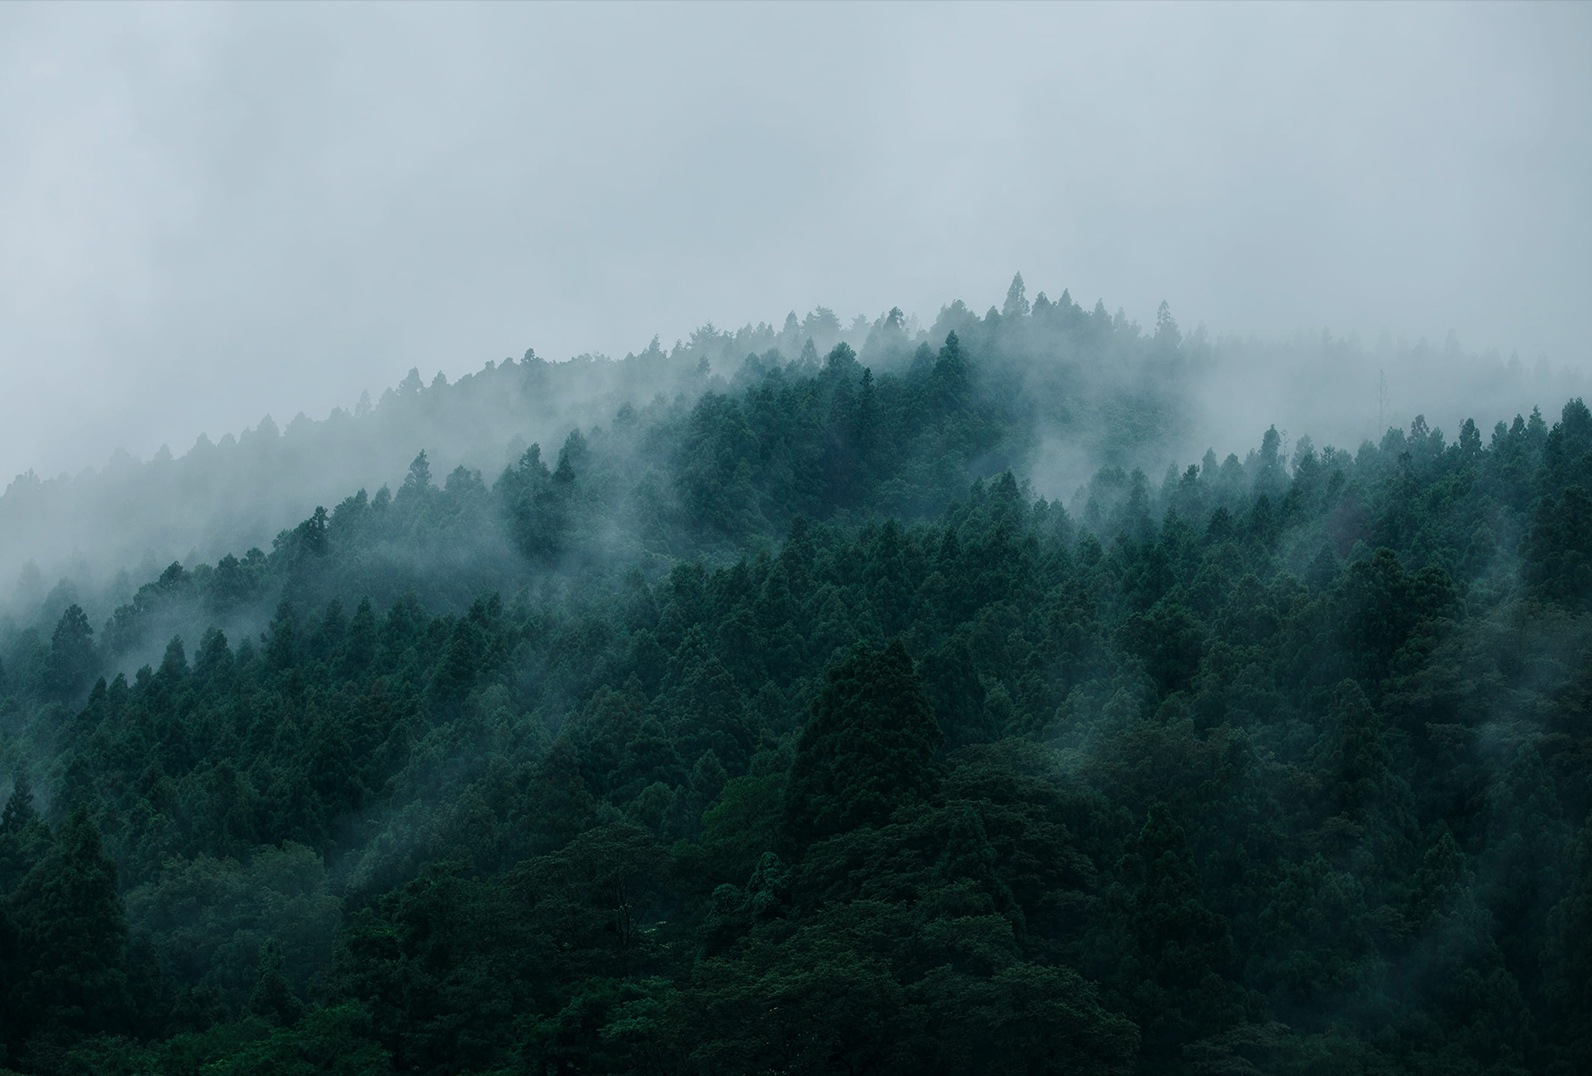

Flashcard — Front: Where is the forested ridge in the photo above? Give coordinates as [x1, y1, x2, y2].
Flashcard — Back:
[0, 278, 1193, 603]
[3, 285, 1592, 1074]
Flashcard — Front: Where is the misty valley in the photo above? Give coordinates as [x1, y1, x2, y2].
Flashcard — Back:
[3, 281, 1592, 1076]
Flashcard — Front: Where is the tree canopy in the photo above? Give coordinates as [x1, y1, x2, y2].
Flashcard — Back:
[2, 292, 1591, 1074]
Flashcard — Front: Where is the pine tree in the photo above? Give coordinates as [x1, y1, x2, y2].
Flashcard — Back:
[249, 938, 305, 1025]
[0, 773, 39, 834]
[44, 603, 97, 700]
[1114, 802, 1243, 1068]
[1002, 272, 1030, 319]
[400, 449, 433, 499]
[1545, 810, 1592, 1070]
[0, 773, 48, 893]
[782, 640, 941, 852]
[8, 807, 131, 1037]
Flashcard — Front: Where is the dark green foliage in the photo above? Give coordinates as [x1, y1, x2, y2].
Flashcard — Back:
[247, 939, 304, 1026]
[3, 808, 130, 1052]
[1524, 484, 1592, 604]
[4, 312, 1592, 1074]
[782, 640, 942, 852]
[0, 774, 48, 894]
[1544, 812, 1592, 1072]
[919, 639, 994, 749]
[43, 606, 95, 702]
[1112, 803, 1244, 1065]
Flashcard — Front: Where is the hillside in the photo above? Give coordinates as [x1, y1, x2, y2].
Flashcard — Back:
[2, 287, 1592, 1074]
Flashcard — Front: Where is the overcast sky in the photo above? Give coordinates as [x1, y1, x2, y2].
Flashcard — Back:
[1, 2, 1588, 480]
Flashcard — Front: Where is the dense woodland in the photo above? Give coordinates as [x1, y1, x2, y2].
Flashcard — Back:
[10, 273, 1576, 622]
[3, 281, 1592, 1074]
[0, 280, 1178, 604]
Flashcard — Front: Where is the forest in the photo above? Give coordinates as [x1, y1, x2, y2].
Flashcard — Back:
[2, 280, 1591, 1074]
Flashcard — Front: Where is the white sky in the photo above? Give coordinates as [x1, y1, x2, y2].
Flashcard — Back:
[2, 2, 1589, 479]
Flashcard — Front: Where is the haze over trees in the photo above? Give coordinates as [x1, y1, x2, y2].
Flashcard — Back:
[3, 279, 1592, 1074]
[3, 278, 1577, 627]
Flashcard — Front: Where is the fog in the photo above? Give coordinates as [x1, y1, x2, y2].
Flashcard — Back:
[7, 10, 1592, 1065]
[4, 1, 1592, 628]
[2, 2, 1588, 483]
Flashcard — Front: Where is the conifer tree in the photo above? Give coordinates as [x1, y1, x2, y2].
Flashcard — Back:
[44, 603, 96, 700]
[783, 640, 941, 852]
[249, 938, 305, 1025]
[8, 807, 130, 1038]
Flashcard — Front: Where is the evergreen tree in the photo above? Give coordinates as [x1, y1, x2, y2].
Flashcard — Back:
[1002, 272, 1030, 319]
[1544, 810, 1592, 1071]
[0, 773, 49, 893]
[1114, 803, 1243, 1069]
[8, 807, 130, 1040]
[783, 640, 942, 852]
[249, 938, 305, 1025]
[44, 603, 96, 700]
[2, 284, 1592, 1072]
